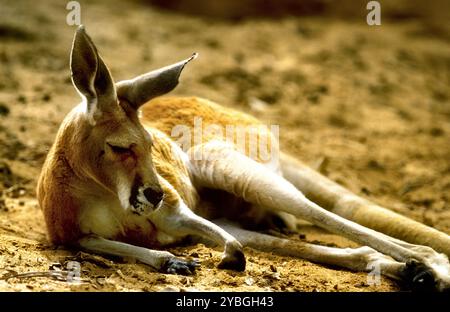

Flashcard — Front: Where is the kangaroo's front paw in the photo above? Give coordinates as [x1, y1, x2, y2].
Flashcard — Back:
[162, 257, 200, 275]
[218, 246, 246, 272]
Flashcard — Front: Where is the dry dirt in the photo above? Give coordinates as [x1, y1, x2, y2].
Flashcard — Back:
[0, 0, 449, 292]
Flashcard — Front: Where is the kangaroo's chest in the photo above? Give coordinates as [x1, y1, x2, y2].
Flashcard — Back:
[78, 197, 164, 248]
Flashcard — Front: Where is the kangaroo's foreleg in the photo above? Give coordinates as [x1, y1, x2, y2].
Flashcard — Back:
[78, 236, 199, 274]
[188, 142, 450, 291]
[148, 179, 245, 271]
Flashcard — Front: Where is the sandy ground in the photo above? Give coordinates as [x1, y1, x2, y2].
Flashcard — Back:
[0, 0, 449, 292]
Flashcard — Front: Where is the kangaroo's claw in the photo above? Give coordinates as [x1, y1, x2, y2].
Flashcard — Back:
[162, 258, 200, 275]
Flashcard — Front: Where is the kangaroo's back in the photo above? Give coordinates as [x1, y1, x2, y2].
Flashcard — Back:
[140, 96, 279, 166]
[140, 96, 261, 136]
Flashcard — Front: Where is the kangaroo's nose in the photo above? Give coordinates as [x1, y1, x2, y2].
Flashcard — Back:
[143, 187, 164, 207]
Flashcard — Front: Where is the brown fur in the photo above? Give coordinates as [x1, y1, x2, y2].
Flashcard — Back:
[148, 128, 199, 210]
[37, 150, 81, 245]
[141, 96, 277, 164]
[37, 111, 84, 245]
[141, 96, 260, 135]
[114, 219, 160, 249]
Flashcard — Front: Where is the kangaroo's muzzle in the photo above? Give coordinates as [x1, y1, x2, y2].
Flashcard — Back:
[129, 178, 164, 214]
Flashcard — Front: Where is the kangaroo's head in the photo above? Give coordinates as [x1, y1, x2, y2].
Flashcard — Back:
[68, 25, 196, 214]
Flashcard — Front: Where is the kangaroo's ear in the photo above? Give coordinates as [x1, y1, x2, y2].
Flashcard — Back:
[116, 53, 197, 109]
[70, 25, 117, 123]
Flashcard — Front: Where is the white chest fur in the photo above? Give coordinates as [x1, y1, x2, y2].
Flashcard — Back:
[78, 197, 126, 238]
[78, 194, 180, 246]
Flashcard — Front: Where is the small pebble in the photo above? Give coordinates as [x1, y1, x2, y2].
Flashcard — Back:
[245, 277, 254, 286]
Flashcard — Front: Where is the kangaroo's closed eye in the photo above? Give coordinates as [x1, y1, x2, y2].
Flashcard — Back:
[107, 143, 131, 154]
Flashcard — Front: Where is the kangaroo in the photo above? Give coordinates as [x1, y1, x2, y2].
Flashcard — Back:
[37, 26, 450, 291]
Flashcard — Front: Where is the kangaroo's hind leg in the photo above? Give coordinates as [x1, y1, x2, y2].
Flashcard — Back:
[214, 220, 412, 284]
[279, 153, 450, 257]
[188, 141, 450, 291]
